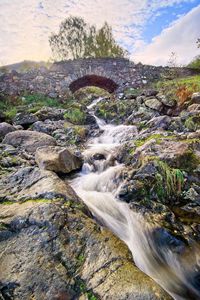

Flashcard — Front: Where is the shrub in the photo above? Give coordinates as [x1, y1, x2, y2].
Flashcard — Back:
[175, 85, 193, 107]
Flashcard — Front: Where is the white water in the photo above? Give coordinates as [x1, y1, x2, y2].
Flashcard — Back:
[70, 97, 200, 299]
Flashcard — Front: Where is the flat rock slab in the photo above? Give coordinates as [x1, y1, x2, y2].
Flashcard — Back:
[2, 130, 56, 153]
[0, 166, 78, 202]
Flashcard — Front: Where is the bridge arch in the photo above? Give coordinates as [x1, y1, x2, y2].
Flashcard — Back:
[69, 75, 118, 93]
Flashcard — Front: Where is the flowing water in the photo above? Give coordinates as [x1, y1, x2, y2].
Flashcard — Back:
[69, 97, 200, 299]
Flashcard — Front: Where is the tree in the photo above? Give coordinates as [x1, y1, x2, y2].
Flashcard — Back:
[49, 16, 87, 61]
[197, 38, 200, 48]
[188, 55, 200, 70]
[49, 16, 128, 61]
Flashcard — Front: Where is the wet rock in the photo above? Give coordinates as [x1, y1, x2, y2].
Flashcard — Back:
[191, 92, 200, 104]
[0, 122, 16, 140]
[84, 113, 97, 125]
[134, 162, 157, 180]
[13, 112, 38, 127]
[93, 153, 106, 160]
[35, 146, 82, 174]
[0, 199, 171, 300]
[144, 98, 163, 111]
[2, 130, 56, 153]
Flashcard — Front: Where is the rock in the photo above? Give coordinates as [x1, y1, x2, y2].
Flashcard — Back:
[157, 93, 176, 107]
[187, 130, 200, 139]
[13, 112, 38, 127]
[0, 111, 6, 122]
[191, 92, 200, 104]
[35, 107, 66, 121]
[147, 116, 171, 130]
[144, 98, 163, 111]
[32, 120, 67, 135]
[0, 122, 16, 140]
[187, 103, 200, 112]
[143, 89, 159, 97]
[35, 146, 82, 174]
[0, 166, 78, 201]
[2, 130, 56, 153]
[168, 117, 185, 133]
[0, 171, 171, 300]
[85, 113, 97, 125]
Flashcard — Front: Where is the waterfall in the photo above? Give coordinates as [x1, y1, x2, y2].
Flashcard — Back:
[69, 97, 200, 300]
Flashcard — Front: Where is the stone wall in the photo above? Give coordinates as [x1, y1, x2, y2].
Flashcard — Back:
[0, 58, 197, 98]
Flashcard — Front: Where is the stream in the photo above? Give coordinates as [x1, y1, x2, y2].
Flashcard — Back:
[69, 97, 200, 300]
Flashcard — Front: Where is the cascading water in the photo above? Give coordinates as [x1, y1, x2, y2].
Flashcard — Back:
[69, 97, 200, 300]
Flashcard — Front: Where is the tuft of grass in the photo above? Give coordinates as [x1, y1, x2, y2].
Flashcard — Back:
[155, 161, 184, 202]
[185, 117, 197, 131]
[4, 107, 18, 120]
[64, 108, 86, 124]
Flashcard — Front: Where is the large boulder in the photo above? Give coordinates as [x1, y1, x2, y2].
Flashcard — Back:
[0, 122, 16, 140]
[0, 166, 78, 202]
[2, 130, 56, 153]
[0, 177, 171, 300]
[35, 146, 82, 173]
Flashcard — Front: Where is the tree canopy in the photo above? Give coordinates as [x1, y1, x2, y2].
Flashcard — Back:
[49, 16, 128, 61]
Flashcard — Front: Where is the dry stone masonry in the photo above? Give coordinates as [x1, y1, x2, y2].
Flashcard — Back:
[0, 58, 196, 98]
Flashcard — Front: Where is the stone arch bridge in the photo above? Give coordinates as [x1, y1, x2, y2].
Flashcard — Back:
[0, 58, 196, 98]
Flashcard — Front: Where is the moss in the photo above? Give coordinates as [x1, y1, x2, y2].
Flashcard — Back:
[176, 150, 200, 172]
[77, 253, 85, 264]
[134, 134, 176, 148]
[74, 278, 99, 300]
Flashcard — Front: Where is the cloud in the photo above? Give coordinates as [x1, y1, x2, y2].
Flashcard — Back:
[0, 0, 198, 65]
[132, 4, 200, 65]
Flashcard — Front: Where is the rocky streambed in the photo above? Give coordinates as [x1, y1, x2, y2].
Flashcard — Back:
[0, 89, 200, 299]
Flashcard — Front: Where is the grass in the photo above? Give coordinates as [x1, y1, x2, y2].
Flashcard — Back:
[155, 75, 200, 90]
[22, 93, 60, 107]
[154, 75, 200, 107]
[155, 161, 184, 202]
[0, 92, 77, 121]
[64, 107, 86, 124]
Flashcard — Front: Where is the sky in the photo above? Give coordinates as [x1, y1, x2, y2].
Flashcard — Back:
[0, 0, 200, 66]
